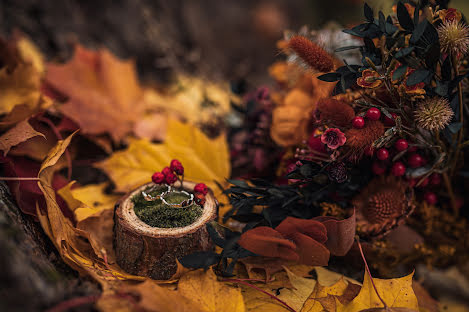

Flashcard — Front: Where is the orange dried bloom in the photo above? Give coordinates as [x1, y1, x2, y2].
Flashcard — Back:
[438, 8, 462, 23]
[287, 36, 334, 72]
[353, 176, 414, 237]
[345, 120, 385, 159]
[357, 69, 383, 89]
[317, 98, 355, 127]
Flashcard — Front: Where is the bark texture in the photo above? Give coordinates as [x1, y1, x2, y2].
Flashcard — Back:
[114, 181, 217, 280]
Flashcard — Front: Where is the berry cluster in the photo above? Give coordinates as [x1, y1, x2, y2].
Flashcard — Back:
[194, 183, 208, 206]
[152, 159, 184, 186]
[354, 109, 441, 206]
[151, 159, 209, 206]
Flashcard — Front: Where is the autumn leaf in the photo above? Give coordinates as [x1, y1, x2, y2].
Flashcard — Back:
[277, 267, 316, 311]
[58, 182, 120, 222]
[300, 277, 349, 312]
[97, 118, 230, 192]
[45, 45, 166, 142]
[0, 119, 44, 155]
[36, 132, 146, 287]
[337, 271, 419, 312]
[144, 75, 233, 126]
[178, 269, 245, 312]
[313, 210, 356, 257]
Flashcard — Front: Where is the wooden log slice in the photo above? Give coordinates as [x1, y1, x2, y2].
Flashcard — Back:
[114, 181, 217, 280]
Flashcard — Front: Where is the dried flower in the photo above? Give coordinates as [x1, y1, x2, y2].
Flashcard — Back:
[321, 128, 346, 149]
[327, 161, 348, 183]
[345, 120, 385, 160]
[438, 8, 462, 23]
[316, 98, 355, 127]
[286, 35, 334, 72]
[353, 176, 415, 237]
[357, 69, 383, 89]
[437, 20, 469, 56]
[414, 97, 454, 131]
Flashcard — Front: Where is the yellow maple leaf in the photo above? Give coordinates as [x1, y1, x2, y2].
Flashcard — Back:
[0, 36, 45, 117]
[143, 75, 233, 125]
[37, 132, 145, 288]
[178, 269, 245, 312]
[58, 182, 120, 222]
[97, 118, 230, 193]
[277, 267, 317, 311]
[337, 272, 419, 312]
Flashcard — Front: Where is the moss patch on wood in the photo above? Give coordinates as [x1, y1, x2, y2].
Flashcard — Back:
[132, 185, 203, 228]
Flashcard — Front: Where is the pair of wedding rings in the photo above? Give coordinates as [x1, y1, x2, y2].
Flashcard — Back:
[142, 185, 194, 208]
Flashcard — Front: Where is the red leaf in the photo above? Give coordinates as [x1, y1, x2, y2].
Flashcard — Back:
[290, 232, 330, 266]
[314, 210, 356, 256]
[238, 226, 298, 261]
[275, 216, 328, 244]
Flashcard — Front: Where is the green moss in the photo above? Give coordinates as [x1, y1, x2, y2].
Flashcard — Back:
[132, 186, 203, 228]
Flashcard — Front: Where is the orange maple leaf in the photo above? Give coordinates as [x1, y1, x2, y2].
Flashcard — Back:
[45, 45, 164, 142]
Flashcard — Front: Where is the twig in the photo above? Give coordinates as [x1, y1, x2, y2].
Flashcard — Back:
[450, 54, 464, 178]
[222, 278, 297, 312]
[356, 237, 388, 309]
[0, 177, 40, 181]
[442, 171, 458, 215]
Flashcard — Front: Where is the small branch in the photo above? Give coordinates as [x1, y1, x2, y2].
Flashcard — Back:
[222, 278, 297, 312]
[450, 54, 464, 177]
[442, 171, 458, 215]
[0, 177, 40, 181]
[356, 237, 388, 309]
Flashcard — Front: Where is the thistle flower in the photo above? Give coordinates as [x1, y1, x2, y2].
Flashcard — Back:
[437, 20, 469, 56]
[353, 176, 415, 237]
[286, 35, 334, 72]
[414, 97, 454, 131]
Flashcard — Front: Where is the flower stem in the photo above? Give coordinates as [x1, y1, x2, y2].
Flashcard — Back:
[442, 171, 458, 215]
[450, 54, 464, 177]
[356, 237, 388, 309]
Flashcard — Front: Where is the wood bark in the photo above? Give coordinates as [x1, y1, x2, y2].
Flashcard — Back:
[114, 181, 217, 280]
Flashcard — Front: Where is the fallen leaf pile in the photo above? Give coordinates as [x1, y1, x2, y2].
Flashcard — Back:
[0, 34, 434, 312]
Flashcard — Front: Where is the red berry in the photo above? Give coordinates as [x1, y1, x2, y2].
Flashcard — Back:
[391, 162, 406, 176]
[352, 116, 365, 129]
[308, 135, 327, 154]
[364, 146, 374, 157]
[384, 113, 397, 126]
[164, 172, 177, 184]
[195, 193, 206, 205]
[194, 183, 208, 195]
[408, 154, 423, 168]
[394, 139, 409, 152]
[376, 148, 389, 160]
[170, 159, 184, 175]
[429, 173, 441, 185]
[162, 166, 172, 176]
[372, 161, 386, 175]
[152, 172, 165, 184]
[424, 192, 437, 205]
[366, 108, 381, 121]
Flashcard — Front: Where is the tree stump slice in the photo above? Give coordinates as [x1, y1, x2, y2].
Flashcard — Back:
[114, 181, 217, 280]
